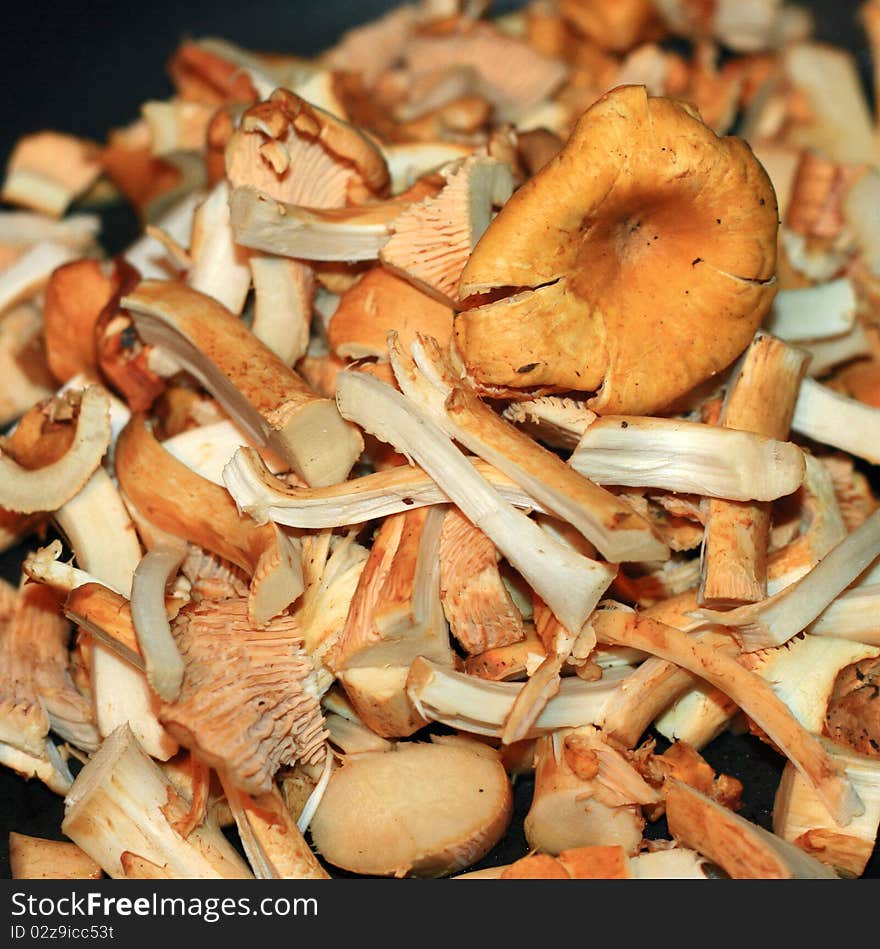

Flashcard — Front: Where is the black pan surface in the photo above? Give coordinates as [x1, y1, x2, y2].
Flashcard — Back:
[0, 0, 877, 880]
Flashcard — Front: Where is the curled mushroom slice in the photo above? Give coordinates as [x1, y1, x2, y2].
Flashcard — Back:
[0, 387, 111, 515]
[665, 779, 837, 879]
[454, 85, 778, 415]
[123, 279, 363, 486]
[223, 448, 542, 528]
[159, 597, 327, 796]
[115, 413, 303, 626]
[570, 415, 805, 502]
[336, 369, 615, 633]
[590, 608, 863, 827]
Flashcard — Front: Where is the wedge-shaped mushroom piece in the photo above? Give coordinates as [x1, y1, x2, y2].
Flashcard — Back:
[249, 254, 314, 366]
[226, 88, 389, 205]
[123, 280, 363, 487]
[394, 334, 669, 563]
[218, 776, 330, 880]
[792, 377, 880, 466]
[335, 369, 614, 633]
[1, 131, 102, 217]
[463, 624, 546, 681]
[328, 267, 453, 361]
[159, 596, 327, 796]
[570, 415, 805, 502]
[406, 656, 632, 739]
[379, 155, 514, 305]
[666, 779, 837, 879]
[223, 449, 542, 528]
[699, 332, 810, 607]
[310, 739, 513, 877]
[774, 740, 880, 878]
[9, 833, 102, 880]
[62, 724, 253, 879]
[116, 413, 302, 626]
[525, 727, 659, 857]
[141, 98, 216, 155]
[454, 85, 778, 415]
[0, 304, 54, 428]
[691, 509, 880, 652]
[591, 608, 863, 827]
[439, 505, 525, 655]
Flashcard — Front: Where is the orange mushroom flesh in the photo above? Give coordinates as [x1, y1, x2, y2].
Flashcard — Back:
[455, 84, 778, 415]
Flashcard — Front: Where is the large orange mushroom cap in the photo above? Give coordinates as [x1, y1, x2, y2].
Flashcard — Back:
[454, 85, 779, 416]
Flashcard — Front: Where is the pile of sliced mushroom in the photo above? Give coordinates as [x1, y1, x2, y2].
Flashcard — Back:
[3, 0, 880, 882]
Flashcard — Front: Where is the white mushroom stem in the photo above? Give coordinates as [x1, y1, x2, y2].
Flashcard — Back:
[62, 724, 253, 879]
[249, 254, 314, 365]
[689, 508, 880, 651]
[807, 584, 880, 645]
[502, 396, 596, 450]
[230, 185, 406, 261]
[801, 324, 873, 378]
[764, 278, 857, 341]
[0, 304, 54, 428]
[570, 416, 806, 501]
[55, 468, 177, 761]
[590, 608, 863, 827]
[124, 191, 203, 281]
[406, 656, 632, 739]
[217, 774, 330, 880]
[0, 239, 77, 315]
[131, 543, 188, 702]
[791, 378, 880, 465]
[336, 369, 615, 633]
[186, 180, 252, 315]
[223, 448, 543, 527]
[0, 386, 111, 515]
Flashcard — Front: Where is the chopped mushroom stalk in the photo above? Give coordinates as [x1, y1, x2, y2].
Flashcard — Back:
[591, 608, 863, 827]
[699, 332, 810, 606]
[791, 377, 880, 465]
[9, 833, 102, 880]
[62, 724, 253, 879]
[249, 254, 314, 366]
[123, 279, 363, 487]
[570, 415, 805, 502]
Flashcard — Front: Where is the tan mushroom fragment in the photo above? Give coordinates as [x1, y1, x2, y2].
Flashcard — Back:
[309, 738, 513, 878]
[502, 395, 596, 450]
[123, 279, 363, 487]
[329, 507, 452, 737]
[249, 254, 315, 366]
[0, 304, 55, 429]
[62, 724, 252, 879]
[454, 85, 778, 414]
[335, 368, 615, 634]
[9, 833, 102, 880]
[115, 413, 302, 626]
[699, 333, 810, 607]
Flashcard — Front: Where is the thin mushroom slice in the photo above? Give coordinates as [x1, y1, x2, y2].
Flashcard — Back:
[665, 778, 838, 879]
[454, 85, 778, 415]
[792, 377, 880, 466]
[123, 279, 363, 487]
[570, 415, 805, 502]
[590, 608, 863, 827]
[0, 386, 111, 515]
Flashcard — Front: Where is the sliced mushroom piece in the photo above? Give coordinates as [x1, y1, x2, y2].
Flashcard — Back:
[501, 395, 596, 450]
[336, 369, 614, 634]
[792, 377, 880, 466]
[570, 414, 805, 502]
[824, 657, 880, 757]
[62, 724, 253, 879]
[9, 833, 102, 880]
[765, 278, 859, 342]
[123, 279, 363, 487]
[807, 586, 880, 646]
[0, 304, 55, 429]
[0, 239, 78, 316]
[249, 255, 314, 366]
[159, 596, 327, 795]
[454, 85, 778, 415]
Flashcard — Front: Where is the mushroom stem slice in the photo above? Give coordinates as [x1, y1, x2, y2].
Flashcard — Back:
[691, 508, 880, 651]
[336, 368, 615, 633]
[62, 724, 253, 879]
[665, 779, 838, 879]
[9, 833, 102, 880]
[591, 608, 863, 827]
[249, 254, 314, 366]
[502, 396, 596, 450]
[765, 278, 858, 341]
[699, 332, 810, 607]
[571, 415, 805, 502]
[123, 279, 362, 487]
[807, 584, 880, 645]
[0, 387, 111, 515]
[217, 774, 330, 880]
[792, 377, 880, 465]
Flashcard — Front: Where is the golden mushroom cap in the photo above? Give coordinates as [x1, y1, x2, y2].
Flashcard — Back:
[455, 84, 779, 416]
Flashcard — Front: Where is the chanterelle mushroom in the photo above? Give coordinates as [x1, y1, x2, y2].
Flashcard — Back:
[454, 84, 778, 415]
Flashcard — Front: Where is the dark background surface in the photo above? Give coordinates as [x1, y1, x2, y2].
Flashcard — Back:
[0, 0, 877, 880]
